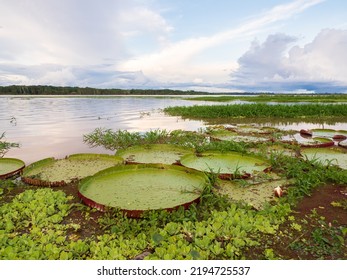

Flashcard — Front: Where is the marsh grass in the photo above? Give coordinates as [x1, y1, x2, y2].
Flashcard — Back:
[185, 94, 347, 103]
[83, 128, 208, 151]
[164, 103, 347, 119]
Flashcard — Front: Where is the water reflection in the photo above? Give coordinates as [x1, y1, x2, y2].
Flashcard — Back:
[1, 95, 346, 164]
[0, 96, 205, 163]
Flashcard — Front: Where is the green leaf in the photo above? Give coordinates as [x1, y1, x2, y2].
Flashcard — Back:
[152, 233, 164, 245]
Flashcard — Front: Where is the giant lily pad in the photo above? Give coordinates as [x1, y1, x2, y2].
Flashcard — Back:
[115, 144, 194, 165]
[207, 127, 271, 143]
[179, 151, 271, 179]
[22, 153, 124, 186]
[78, 164, 209, 217]
[215, 179, 290, 210]
[282, 133, 334, 147]
[339, 139, 347, 148]
[0, 158, 25, 179]
[301, 147, 347, 170]
[311, 129, 347, 139]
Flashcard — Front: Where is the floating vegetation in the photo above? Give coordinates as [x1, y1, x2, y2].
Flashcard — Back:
[184, 94, 347, 103]
[301, 147, 347, 170]
[164, 103, 347, 120]
[180, 151, 271, 179]
[116, 144, 194, 165]
[0, 158, 25, 179]
[311, 129, 347, 139]
[22, 153, 124, 187]
[282, 133, 334, 148]
[215, 178, 290, 210]
[339, 139, 347, 148]
[206, 126, 272, 143]
[78, 164, 209, 217]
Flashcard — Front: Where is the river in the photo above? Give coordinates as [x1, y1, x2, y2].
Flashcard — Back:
[1, 95, 346, 164]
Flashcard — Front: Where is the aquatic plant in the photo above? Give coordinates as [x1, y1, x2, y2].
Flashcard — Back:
[0, 132, 19, 158]
[22, 154, 124, 187]
[164, 103, 347, 119]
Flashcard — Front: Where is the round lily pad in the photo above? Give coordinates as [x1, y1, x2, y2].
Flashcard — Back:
[208, 129, 269, 143]
[78, 164, 209, 217]
[116, 144, 194, 165]
[215, 178, 290, 210]
[312, 129, 347, 139]
[339, 139, 347, 148]
[22, 153, 124, 186]
[0, 158, 25, 179]
[282, 133, 334, 148]
[180, 151, 271, 179]
[301, 147, 347, 170]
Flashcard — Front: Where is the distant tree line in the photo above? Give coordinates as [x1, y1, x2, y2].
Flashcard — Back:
[0, 85, 220, 96]
[0, 85, 276, 96]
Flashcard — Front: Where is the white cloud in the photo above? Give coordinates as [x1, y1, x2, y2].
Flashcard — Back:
[0, 0, 172, 65]
[0, 0, 332, 91]
[117, 0, 324, 84]
[231, 28, 347, 92]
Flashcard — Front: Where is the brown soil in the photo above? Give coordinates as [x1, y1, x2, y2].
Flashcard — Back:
[272, 184, 347, 259]
[295, 184, 347, 225]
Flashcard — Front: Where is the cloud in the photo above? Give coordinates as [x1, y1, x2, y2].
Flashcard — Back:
[0, 0, 172, 65]
[231, 28, 347, 92]
[0, 0, 328, 91]
[117, 0, 324, 84]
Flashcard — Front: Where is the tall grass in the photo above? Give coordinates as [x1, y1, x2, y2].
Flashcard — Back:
[164, 103, 347, 119]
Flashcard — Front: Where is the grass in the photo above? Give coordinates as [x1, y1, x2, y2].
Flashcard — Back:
[185, 94, 347, 103]
[164, 103, 347, 120]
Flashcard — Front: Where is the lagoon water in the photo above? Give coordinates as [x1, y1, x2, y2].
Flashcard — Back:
[1, 95, 346, 164]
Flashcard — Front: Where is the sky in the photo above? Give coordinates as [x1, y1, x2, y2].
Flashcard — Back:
[1, 0, 347, 93]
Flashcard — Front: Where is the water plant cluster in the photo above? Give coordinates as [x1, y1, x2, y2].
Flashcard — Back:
[164, 103, 347, 120]
[1, 124, 347, 260]
[0, 132, 19, 158]
[185, 94, 347, 103]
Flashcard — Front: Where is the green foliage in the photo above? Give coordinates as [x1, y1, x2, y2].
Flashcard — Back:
[0, 85, 209, 96]
[0, 132, 19, 157]
[83, 128, 207, 151]
[164, 103, 347, 119]
[289, 212, 346, 259]
[185, 94, 347, 103]
[0, 188, 76, 259]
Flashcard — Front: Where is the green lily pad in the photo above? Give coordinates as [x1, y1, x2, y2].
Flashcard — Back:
[215, 179, 290, 210]
[0, 158, 25, 179]
[208, 127, 272, 143]
[78, 164, 209, 217]
[282, 133, 334, 147]
[339, 139, 347, 148]
[312, 129, 347, 138]
[180, 151, 271, 179]
[116, 144, 194, 164]
[250, 144, 298, 157]
[301, 147, 347, 169]
[22, 153, 124, 186]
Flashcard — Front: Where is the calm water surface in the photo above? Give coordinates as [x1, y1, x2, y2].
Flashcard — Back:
[1, 95, 346, 164]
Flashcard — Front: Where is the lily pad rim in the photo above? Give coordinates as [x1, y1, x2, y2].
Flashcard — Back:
[78, 163, 210, 217]
[21, 153, 124, 187]
[0, 157, 26, 179]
